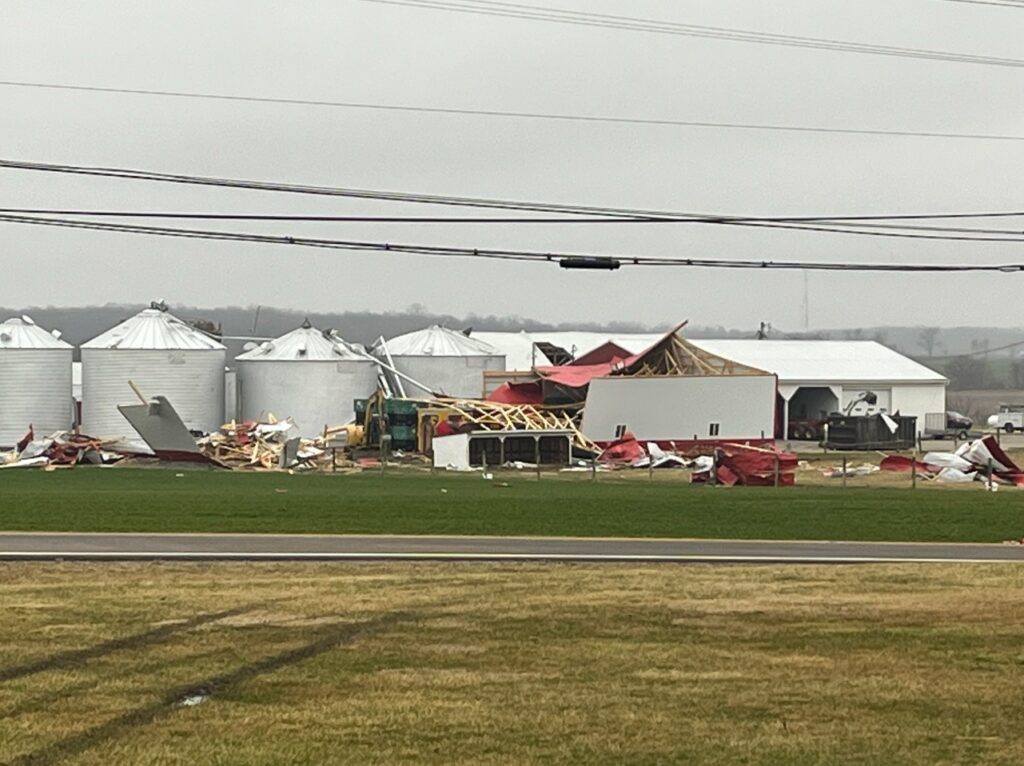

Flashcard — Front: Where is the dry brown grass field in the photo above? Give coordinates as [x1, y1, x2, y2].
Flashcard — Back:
[2, 562, 1024, 765]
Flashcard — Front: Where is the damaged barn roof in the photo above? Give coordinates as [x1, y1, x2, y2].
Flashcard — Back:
[534, 324, 769, 388]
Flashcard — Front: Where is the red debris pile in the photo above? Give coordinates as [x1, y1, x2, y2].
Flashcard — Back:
[0, 429, 121, 469]
[878, 455, 935, 474]
[597, 432, 647, 464]
[692, 443, 799, 486]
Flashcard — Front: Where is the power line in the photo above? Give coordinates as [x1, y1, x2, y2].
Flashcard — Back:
[358, 0, 1024, 68]
[944, 0, 1024, 8]
[1, 208, 1022, 241]
[3, 80, 1022, 142]
[2, 213, 1024, 272]
[3, 158, 1023, 223]
[0, 208, 680, 223]
[3, 160, 1024, 244]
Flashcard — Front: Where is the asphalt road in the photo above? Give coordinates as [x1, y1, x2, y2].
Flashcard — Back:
[1, 533, 1023, 563]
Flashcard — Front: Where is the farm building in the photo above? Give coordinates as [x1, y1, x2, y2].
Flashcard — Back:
[375, 325, 505, 398]
[0, 316, 74, 447]
[80, 305, 226, 444]
[476, 330, 947, 439]
[235, 322, 377, 437]
[691, 340, 948, 438]
[486, 326, 778, 448]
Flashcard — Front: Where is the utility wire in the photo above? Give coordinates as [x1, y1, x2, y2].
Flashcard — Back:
[3, 80, 1022, 142]
[1, 208, 1022, 240]
[359, 0, 1024, 68]
[944, 0, 1024, 8]
[2, 213, 1024, 272]
[3, 159, 1023, 226]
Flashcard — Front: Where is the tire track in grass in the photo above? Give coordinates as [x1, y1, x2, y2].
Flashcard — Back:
[4, 612, 410, 766]
[0, 603, 264, 683]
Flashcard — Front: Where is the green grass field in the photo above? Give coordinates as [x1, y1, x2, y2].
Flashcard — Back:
[2, 468, 1023, 542]
[3, 562, 1024, 765]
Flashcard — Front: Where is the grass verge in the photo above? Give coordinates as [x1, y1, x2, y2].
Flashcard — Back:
[2, 468, 1024, 542]
[2, 562, 1023, 765]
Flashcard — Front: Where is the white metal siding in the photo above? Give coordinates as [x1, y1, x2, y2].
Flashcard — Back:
[0, 349, 74, 446]
[389, 355, 506, 398]
[890, 383, 947, 435]
[81, 349, 226, 440]
[581, 375, 777, 442]
[237, 359, 377, 437]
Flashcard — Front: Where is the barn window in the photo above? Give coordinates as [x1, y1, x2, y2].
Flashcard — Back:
[709, 422, 720, 437]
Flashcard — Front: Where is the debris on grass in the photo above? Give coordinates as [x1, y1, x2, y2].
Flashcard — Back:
[880, 435, 1024, 487]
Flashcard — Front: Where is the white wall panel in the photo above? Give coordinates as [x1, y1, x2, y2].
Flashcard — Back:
[581, 375, 777, 443]
[891, 384, 947, 434]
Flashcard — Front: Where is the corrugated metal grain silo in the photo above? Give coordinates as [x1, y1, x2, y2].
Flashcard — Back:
[80, 304, 226, 441]
[0, 316, 73, 447]
[235, 321, 378, 437]
[375, 325, 505, 399]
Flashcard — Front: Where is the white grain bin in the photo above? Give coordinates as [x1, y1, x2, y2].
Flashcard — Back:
[235, 321, 378, 437]
[375, 325, 505, 398]
[0, 316, 73, 447]
[80, 305, 226, 442]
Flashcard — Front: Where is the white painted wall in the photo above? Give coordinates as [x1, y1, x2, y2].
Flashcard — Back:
[890, 383, 947, 434]
[580, 375, 777, 443]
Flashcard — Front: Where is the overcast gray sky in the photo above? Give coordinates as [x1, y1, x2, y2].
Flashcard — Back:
[2, 0, 1022, 331]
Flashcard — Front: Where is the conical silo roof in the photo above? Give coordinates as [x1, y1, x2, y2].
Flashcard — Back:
[0, 316, 72, 349]
[82, 306, 224, 350]
[236, 322, 365, 362]
[380, 325, 500, 357]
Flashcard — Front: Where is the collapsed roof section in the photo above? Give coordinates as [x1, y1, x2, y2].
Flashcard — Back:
[534, 323, 769, 390]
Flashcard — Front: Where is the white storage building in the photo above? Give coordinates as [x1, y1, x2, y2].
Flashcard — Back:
[0, 316, 74, 447]
[235, 322, 378, 436]
[80, 306, 226, 442]
[690, 339, 948, 437]
[376, 325, 505, 398]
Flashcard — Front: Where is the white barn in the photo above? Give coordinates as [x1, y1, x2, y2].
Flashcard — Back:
[687, 340, 947, 437]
